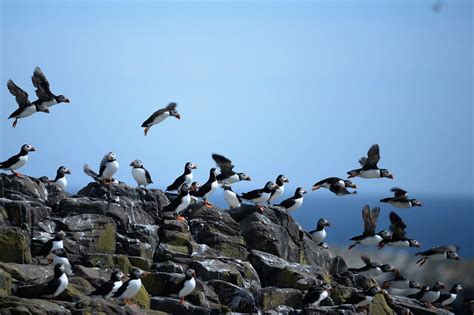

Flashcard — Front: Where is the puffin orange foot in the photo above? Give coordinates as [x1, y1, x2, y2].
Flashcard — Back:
[176, 215, 186, 222]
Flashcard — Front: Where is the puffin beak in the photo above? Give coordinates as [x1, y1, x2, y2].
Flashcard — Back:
[388, 175, 394, 179]
[65, 98, 70, 103]
[142, 272, 150, 278]
[44, 108, 50, 113]
[30, 147, 36, 152]
[66, 169, 71, 174]
[193, 164, 198, 169]
[176, 114, 181, 119]
[285, 179, 290, 183]
[312, 185, 320, 191]
[129, 162, 134, 166]
[303, 190, 307, 194]
[326, 222, 331, 227]
[192, 272, 196, 277]
[189, 185, 196, 192]
[246, 176, 251, 181]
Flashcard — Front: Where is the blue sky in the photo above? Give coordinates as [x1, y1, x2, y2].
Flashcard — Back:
[0, 0, 472, 197]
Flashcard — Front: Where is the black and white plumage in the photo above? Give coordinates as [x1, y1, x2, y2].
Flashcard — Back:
[89, 270, 124, 299]
[348, 255, 396, 277]
[380, 188, 422, 208]
[142, 102, 180, 136]
[191, 168, 218, 208]
[222, 182, 242, 209]
[130, 160, 153, 188]
[378, 212, 420, 249]
[347, 144, 393, 180]
[164, 183, 193, 221]
[37, 231, 66, 259]
[345, 287, 382, 309]
[114, 268, 149, 303]
[308, 218, 331, 244]
[166, 162, 197, 192]
[415, 245, 460, 267]
[51, 248, 73, 276]
[7, 79, 50, 128]
[0, 144, 36, 176]
[303, 284, 332, 306]
[268, 175, 289, 204]
[31, 67, 69, 108]
[312, 177, 357, 196]
[278, 187, 306, 212]
[408, 282, 445, 304]
[240, 181, 278, 212]
[174, 269, 197, 305]
[52, 166, 71, 190]
[41, 263, 69, 298]
[348, 205, 391, 250]
[84, 152, 119, 184]
[436, 284, 463, 307]
[383, 269, 421, 290]
[211, 153, 251, 184]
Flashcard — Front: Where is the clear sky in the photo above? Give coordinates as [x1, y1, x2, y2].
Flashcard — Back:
[0, 0, 472, 197]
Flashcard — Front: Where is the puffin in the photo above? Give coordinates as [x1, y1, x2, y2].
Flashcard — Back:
[141, 102, 180, 136]
[308, 218, 331, 244]
[240, 181, 278, 212]
[211, 153, 251, 184]
[190, 182, 201, 202]
[347, 144, 393, 179]
[268, 174, 289, 205]
[164, 183, 193, 221]
[378, 212, 420, 249]
[222, 182, 242, 209]
[37, 231, 66, 261]
[114, 268, 149, 304]
[348, 205, 391, 250]
[312, 177, 357, 196]
[318, 242, 329, 249]
[31, 67, 70, 108]
[89, 270, 125, 299]
[83, 152, 119, 184]
[51, 248, 73, 276]
[408, 282, 445, 306]
[130, 160, 153, 188]
[302, 284, 332, 306]
[383, 269, 422, 290]
[174, 269, 197, 305]
[380, 188, 422, 208]
[348, 255, 396, 277]
[7, 79, 49, 128]
[345, 287, 382, 309]
[436, 284, 463, 308]
[278, 187, 307, 213]
[0, 144, 36, 177]
[191, 168, 218, 208]
[41, 263, 69, 299]
[415, 245, 460, 267]
[166, 162, 197, 192]
[52, 166, 71, 190]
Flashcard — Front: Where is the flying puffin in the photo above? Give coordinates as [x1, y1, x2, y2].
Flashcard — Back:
[312, 177, 357, 196]
[164, 183, 193, 221]
[89, 270, 124, 299]
[383, 269, 422, 291]
[166, 162, 197, 192]
[415, 245, 460, 267]
[83, 152, 119, 184]
[211, 153, 251, 184]
[7, 80, 49, 128]
[347, 144, 393, 179]
[348, 205, 391, 250]
[41, 263, 69, 299]
[308, 218, 331, 244]
[348, 255, 396, 277]
[240, 181, 278, 212]
[130, 160, 153, 188]
[345, 287, 382, 309]
[436, 284, 463, 308]
[0, 144, 36, 177]
[278, 187, 307, 213]
[37, 231, 66, 261]
[268, 175, 289, 205]
[380, 188, 422, 208]
[52, 166, 71, 190]
[191, 168, 218, 208]
[141, 102, 180, 136]
[174, 269, 197, 305]
[51, 248, 73, 276]
[222, 182, 241, 209]
[408, 282, 445, 306]
[114, 268, 149, 304]
[302, 284, 332, 306]
[31, 67, 70, 108]
[378, 212, 420, 249]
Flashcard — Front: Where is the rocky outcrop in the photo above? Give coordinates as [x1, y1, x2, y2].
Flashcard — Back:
[0, 174, 450, 314]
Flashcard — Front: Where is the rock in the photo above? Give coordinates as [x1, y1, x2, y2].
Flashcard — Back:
[257, 286, 303, 311]
[207, 280, 256, 313]
[85, 254, 132, 274]
[0, 269, 12, 296]
[0, 228, 32, 264]
[0, 199, 52, 228]
[0, 263, 52, 285]
[57, 197, 108, 216]
[369, 294, 396, 315]
[330, 256, 349, 275]
[74, 297, 129, 314]
[0, 296, 72, 314]
[303, 304, 358, 315]
[0, 174, 48, 202]
[388, 295, 450, 315]
[129, 256, 153, 270]
[149, 296, 220, 315]
[133, 285, 151, 309]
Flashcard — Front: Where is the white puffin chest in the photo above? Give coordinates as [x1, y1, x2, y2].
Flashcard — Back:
[315, 290, 328, 305]
[204, 181, 218, 199]
[421, 291, 440, 303]
[225, 174, 240, 184]
[53, 273, 68, 297]
[183, 173, 193, 186]
[359, 169, 381, 179]
[9, 155, 28, 170]
[287, 197, 303, 211]
[388, 240, 409, 248]
[101, 161, 119, 179]
[51, 240, 63, 251]
[17, 106, 37, 118]
[43, 99, 58, 108]
[360, 267, 382, 277]
[119, 279, 142, 299]
[441, 294, 456, 306]
[360, 235, 383, 245]
[55, 177, 67, 190]
[106, 280, 123, 299]
[268, 186, 284, 203]
[224, 190, 240, 208]
[253, 192, 271, 203]
[132, 168, 148, 185]
[388, 200, 411, 208]
[178, 277, 196, 298]
[151, 111, 170, 125]
[176, 194, 191, 213]
[311, 229, 326, 243]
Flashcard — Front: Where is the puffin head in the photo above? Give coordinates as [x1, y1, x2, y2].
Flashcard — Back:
[111, 270, 125, 281]
[409, 239, 421, 248]
[129, 268, 149, 279]
[186, 162, 198, 170]
[447, 251, 460, 261]
[56, 230, 66, 240]
[276, 174, 289, 185]
[106, 152, 117, 161]
[181, 183, 191, 193]
[317, 218, 331, 228]
[378, 230, 391, 240]
[58, 166, 71, 175]
[130, 160, 143, 168]
[238, 173, 251, 181]
[56, 95, 70, 104]
[295, 187, 307, 196]
[170, 108, 181, 120]
[185, 268, 196, 278]
[344, 180, 357, 189]
[265, 181, 277, 190]
[21, 144, 36, 153]
[411, 199, 422, 207]
[381, 169, 394, 179]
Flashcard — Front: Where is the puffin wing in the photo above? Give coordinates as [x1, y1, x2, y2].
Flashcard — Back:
[41, 277, 62, 297]
[362, 144, 380, 169]
[7, 80, 30, 106]
[90, 280, 115, 297]
[212, 153, 234, 177]
[113, 279, 130, 298]
[279, 197, 295, 209]
[32, 67, 53, 95]
[345, 292, 366, 304]
[438, 244, 460, 253]
[362, 205, 379, 235]
[98, 155, 110, 176]
[391, 188, 407, 198]
[37, 239, 54, 257]
[144, 168, 153, 184]
[241, 188, 262, 200]
[389, 212, 407, 240]
[31, 73, 52, 101]
[361, 255, 378, 267]
[167, 173, 186, 191]
[141, 103, 177, 127]
[0, 154, 21, 169]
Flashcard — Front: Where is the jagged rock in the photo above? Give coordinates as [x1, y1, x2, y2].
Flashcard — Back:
[0, 174, 48, 202]
[0, 263, 52, 286]
[257, 286, 303, 310]
[207, 280, 256, 313]
[303, 304, 358, 315]
[58, 197, 108, 216]
[0, 199, 51, 228]
[129, 256, 153, 270]
[0, 269, 12, 296]
[0, 296, 72, 314]
[388, 295, 451, 315]
[73, 297, 130, 314]
[150, 296, 220, 315]
[84, 254, 132, 273]
[0, 229, 32, 264]
[330, 256, 349, 275]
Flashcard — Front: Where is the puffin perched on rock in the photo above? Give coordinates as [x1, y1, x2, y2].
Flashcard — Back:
[436, 284, 463, 308]
[278, 187, 307, 213]
[42, 263, 69, 299]
[378, 212, 420, 249]
[380, 188, 422, 208]
[345, 286, 382, 309]
[83, 152, 119, 184]
[50, 248, 73, 276]
[302, 284, 332, 306]
[166, 162, 197, 192]
[89, 270, 124, 299]
[130, 160, 153, 188]
[222, 182, 241, 209]
[312, 177, 357, 196]
[114, 268, 149, 304]
[348, 255, 396, 277]
[31, 67, 70, 108]
[383, 269, 421, 291]
[308, 218, 331, 244]
[347, 144, 393, 180]
[415, 245, 460, 267]
[142, 102, 180, 136]
[408, 282, 445, 306]
[7, 79, 49, 128]
[191, 168, 218, 208]
[174, 269, 197, 305]
[240, 181, 277, 212]
[268, 174, 289, 204]
[0, 144, 36, 177]
[52, 166, 71, 190]
[211, 153, 251, 184]
[37, 231, 66, 261]
[348, 205, 391, 250]
[164, 183, 193, 221]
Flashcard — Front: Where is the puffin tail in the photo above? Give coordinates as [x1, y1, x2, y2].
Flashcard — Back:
[83, 164, 99, 180]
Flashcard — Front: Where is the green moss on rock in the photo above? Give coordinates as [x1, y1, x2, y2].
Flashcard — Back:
[95, 223, 116, 253]
[0, 228, 32, 264]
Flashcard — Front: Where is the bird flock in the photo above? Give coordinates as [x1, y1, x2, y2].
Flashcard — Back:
[1, 67, 466, 311]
